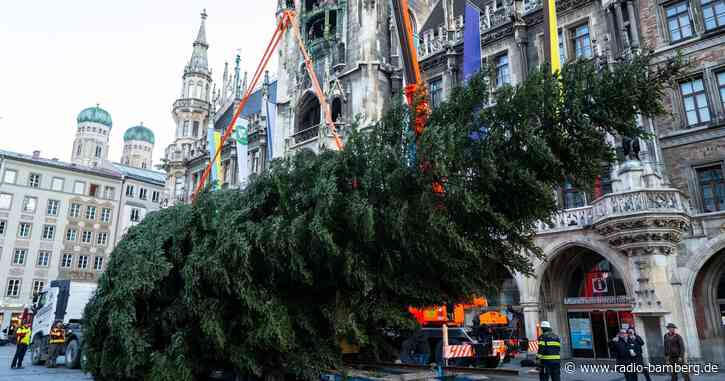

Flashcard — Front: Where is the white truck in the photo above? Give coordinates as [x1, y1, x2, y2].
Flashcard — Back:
[30, 280, 97, 369]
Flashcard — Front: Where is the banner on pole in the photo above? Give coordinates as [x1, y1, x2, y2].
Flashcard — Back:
[207, 128, 222, 190]
[234, 118, 250, 189]
[463, 1, 482, 82]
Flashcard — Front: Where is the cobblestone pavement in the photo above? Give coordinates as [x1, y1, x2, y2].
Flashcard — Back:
[0, 344, 92, 381]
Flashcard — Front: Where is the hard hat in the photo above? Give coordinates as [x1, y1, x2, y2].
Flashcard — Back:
[540, 321, 551, 329]
[666, 323, 677, 329]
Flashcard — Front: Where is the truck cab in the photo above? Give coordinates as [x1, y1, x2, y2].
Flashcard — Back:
[30, 280, 97, 369]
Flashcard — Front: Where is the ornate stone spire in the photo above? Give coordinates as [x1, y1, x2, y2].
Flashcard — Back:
[187, 9, 209, 74]
[234, 53, 242, 100]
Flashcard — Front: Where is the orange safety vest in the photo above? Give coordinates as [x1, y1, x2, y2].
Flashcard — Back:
[49, 327, 65, 345]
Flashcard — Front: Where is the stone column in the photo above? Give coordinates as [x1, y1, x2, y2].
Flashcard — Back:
[522, 302, 540, 341]
[626, 0, 640, 48]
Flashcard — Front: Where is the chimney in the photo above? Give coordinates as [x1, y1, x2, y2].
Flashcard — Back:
[32, 150, 40, 159]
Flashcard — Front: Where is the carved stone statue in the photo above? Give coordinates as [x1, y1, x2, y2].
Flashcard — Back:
[622, 136, 640, 161]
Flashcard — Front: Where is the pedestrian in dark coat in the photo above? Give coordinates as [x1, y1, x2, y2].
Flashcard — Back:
[664, 323, 690, 381]
[609, 330, 637, 381]
[628, 328, 652, 381]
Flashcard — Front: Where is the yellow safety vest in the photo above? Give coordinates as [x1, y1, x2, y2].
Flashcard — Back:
[16, 327, 31, 345]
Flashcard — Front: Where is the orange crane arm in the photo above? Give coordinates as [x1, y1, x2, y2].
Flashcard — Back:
[192, 8, 342, 202]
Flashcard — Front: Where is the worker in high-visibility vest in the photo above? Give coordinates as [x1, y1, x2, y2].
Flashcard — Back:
[536, 321, 561, 381]
[10, 321, 31, 369]
[47, 321, 66, 368]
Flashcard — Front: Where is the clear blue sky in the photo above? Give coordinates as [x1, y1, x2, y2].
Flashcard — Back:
[0, 0, 278, 166]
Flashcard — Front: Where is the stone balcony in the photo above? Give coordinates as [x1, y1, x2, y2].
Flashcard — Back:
[173, 98, 211, 113]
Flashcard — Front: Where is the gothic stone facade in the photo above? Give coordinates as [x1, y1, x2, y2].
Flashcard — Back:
[415, 0, 725, 363]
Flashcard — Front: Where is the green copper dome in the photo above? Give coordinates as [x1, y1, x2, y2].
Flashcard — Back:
[77, 106, 112, 127]
[124, 125, 155, 144]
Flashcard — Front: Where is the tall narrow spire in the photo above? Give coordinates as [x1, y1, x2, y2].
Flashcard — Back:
[234, 53, 242, 100]
[187, 9, 209, 74]
[195, 9, 208, 46]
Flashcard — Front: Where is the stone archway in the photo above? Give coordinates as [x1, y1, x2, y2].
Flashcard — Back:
[692, 249, 725, 363]
[537, 243, 634, 359]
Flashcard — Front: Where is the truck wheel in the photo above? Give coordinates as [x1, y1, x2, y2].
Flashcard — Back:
[31, 336, 45, 365]
[65, 339, 81, 369]
[483, 356, 501, 368]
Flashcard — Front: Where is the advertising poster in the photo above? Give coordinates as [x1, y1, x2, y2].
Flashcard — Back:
[569, 318, 594, 350]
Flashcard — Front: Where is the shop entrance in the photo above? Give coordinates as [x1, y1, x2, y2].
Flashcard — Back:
[539, 245, 633, 359]
[567, 310, 634, 358]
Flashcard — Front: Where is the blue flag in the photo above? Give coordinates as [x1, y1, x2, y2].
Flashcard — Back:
[463, 1, 482, 82]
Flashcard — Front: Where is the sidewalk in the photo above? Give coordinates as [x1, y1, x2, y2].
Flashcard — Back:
[0, 344, 91, 381]
[501, 355, 725, 380]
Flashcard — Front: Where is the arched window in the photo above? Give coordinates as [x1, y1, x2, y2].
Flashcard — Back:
[95, 146, 102, 158]
[183, 121, 190, 136]
[141, 161, 147, 169]
[196, 81, 203, 99]
[332, 98, 343, 122]
[186, 81, 192, 98]
[76, 143, 83, 156]
[205, 83, 210, 100]
[296, 93, 321, 133]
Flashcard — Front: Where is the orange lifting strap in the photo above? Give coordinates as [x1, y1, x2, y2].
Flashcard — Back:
[192, 8, 342, 202]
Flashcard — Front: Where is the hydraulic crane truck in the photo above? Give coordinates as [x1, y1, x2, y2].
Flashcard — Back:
[389, 1, 527, 368]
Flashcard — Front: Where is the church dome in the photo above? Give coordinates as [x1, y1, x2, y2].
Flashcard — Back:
[77, 105, 112, 127]
[123, 124, 155, 144]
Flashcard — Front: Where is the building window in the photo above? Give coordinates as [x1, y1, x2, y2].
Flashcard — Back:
[89, 183, 99, 197]
[12, 249, 27, 265]
[74, 181, 85, 195]
[666, 2, 694, 42]
[495, 53, 510, 87]
[717, 71, 725, 109]
[94, 256, 104, 271]
[77, 255, 89, 270]
[61, 253, 73, 268]
[18, 223, 31, 239]
[0, 193, 11, 210]
[680, 77, 711, 126]
[701, 0, 725, 30]
[101, 208, 112, 223]
[36, 251, 51, 267]
[193, 121, 200, 137]
[562, 181, 586, 209]
[130, 208, 140, 222]
[69, 203, 81, 218]
[95, 145, 102, 158]
[47, 199, 60, 216]
[103, 186, 115, 200]
[572, 24, 593, 59]
[0, 219, 6, 236]
[183, 121, 190, 136]
[3, 169, 17, 184]
[81, 231, 93, 244]
[126, 184, 135, 197]
[28, 173, 41, 188]
[32, 280, 45, 303]
[139, 188, 148, 200]
[6, 279, 21, 298]
[97, 232, 108, 246]
[22, 196, 37, 213]
[85, 206, 97, 220]
[697, 164, 725, 212]
[558, 29, 566, 64]
[41, 225, 55, 240]
[66, 228, 77, 241]
[429, 78, 443, 108]
[152, 191, 160, 203]
[51, 177, 64, 191]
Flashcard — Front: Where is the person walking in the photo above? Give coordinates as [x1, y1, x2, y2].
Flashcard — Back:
[628, 328, 652, 381]
[536, 321, 561, 381]
[47, 321, 65, 368]
[10, 321, 31, 369]
[609, 329, 637, 381]
[664, 323, 691, 381]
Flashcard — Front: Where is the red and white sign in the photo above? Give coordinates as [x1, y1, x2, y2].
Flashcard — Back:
[443, 344, 474, 359]
[528, 340, 539, 353]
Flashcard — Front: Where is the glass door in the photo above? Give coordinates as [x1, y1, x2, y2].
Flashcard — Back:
[590, 311, 610, 358]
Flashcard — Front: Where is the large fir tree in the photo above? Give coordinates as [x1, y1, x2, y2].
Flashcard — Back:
[83, 54, 681, 380]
